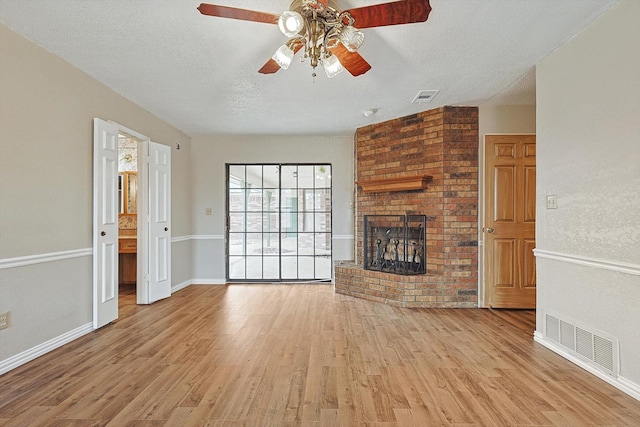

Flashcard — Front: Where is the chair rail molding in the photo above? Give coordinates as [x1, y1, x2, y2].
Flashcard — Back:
[191, 235, 224, 240]
[0, 248, 93, 270]
[533, 249, 640, 276]
[332, 235, 354, 240]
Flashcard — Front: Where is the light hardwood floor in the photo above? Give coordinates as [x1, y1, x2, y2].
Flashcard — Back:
[1, 284, 639, 426]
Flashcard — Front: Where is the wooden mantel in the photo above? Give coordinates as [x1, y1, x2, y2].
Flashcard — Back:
[356, 175, 433, 193]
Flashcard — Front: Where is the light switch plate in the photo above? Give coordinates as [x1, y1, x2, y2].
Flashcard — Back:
[0, 312, 9, 330]
[546, 195, 558, 209]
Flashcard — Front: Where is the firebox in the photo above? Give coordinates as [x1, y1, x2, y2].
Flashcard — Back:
[363, 214, 426, 275]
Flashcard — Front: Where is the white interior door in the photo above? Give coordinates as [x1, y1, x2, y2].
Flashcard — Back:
[146, 141, 171, 302]
[93, 118, 119, 328]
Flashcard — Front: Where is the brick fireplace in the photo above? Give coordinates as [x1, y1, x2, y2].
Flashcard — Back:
[335, 106, 479, 308]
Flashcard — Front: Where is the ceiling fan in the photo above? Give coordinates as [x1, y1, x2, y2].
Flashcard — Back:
[197, 0, 432, 78]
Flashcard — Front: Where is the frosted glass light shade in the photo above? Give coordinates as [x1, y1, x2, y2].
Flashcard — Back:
[272, 44, 295, 70]
[278, 11, 304, 37]
[323, 54, 344, 78]
[339, 26, 365, 52]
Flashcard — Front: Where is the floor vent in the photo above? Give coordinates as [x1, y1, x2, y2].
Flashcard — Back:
[544, 313, 618, 376]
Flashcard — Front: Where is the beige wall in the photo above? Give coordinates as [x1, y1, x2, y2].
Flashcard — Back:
[190, 135, 354, 282]
[0, 24, 192, 363]
[536, 0, 640, 390]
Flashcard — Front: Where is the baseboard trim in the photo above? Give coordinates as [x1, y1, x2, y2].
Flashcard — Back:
[0, 323, 93, 375]
[534, 331, 640, 401]
[533, 249, 640, 276]
[191, 279, 227, 285]
[171, 280, 192, 293]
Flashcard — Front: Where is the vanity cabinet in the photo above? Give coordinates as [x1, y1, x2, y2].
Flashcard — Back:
[119, 238, 137, 253]
[119, 238, 137, 285]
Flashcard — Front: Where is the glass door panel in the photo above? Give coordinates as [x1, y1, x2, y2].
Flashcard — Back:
[226, 163, 331, 281]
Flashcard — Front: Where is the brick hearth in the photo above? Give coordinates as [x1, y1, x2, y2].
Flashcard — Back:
[335, 106, 479, 308]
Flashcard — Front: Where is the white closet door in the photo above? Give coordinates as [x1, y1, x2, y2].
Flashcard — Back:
[93, 118, 119, 328]
[147, 141, 171, 303]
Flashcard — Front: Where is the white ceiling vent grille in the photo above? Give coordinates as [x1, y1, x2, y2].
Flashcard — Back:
[544, 313, 618, 377]
[412, 90, 439, 104]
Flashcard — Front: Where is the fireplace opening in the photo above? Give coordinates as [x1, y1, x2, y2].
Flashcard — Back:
[363, 214, 426, 275]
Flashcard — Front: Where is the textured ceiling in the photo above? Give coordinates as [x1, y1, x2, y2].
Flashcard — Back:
[0, 0, 618, 137]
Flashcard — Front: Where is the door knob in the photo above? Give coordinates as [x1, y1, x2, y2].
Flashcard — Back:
[485, 227, 495, 233]
[101, 231, 106, 236]
[164, 227, 169, 231]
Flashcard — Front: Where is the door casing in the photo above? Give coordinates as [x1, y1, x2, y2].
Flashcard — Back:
[93, 119, 169, 329]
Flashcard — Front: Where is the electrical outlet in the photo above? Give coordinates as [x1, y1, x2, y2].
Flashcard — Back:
[0, 312, 9, 330]
[205, 207, 213, 215]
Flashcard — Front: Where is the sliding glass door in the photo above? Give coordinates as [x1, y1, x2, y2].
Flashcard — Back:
[227, 164, 332, 281]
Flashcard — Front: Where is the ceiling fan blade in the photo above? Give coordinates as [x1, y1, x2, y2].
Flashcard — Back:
[259, 41, 305, 75]
[197, 3, 279, 24]
[344, 0, 432, 29]
[329, 43, 372, 77]
[259, 59, 281, 75]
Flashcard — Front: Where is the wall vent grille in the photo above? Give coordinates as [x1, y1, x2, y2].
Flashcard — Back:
[576, 327, 594, 360]
[594, 335, 615, 372]
[560, 320, 576, 349]
[545, 315, 560, 342]
[544, 313, 618, 376]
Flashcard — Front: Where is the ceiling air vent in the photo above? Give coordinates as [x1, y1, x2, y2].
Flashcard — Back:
[412, 90, 439, 104]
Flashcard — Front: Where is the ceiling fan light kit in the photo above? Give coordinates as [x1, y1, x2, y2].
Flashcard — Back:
[197, 0, 432, 78]
[272, 44, 296, 70]
[323, 53, 345, 78]
[278, 10, 305, 37]
[339, 26, 365, 52]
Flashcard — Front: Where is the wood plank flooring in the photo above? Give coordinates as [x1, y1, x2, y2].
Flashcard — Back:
[1, 284, 639, 426]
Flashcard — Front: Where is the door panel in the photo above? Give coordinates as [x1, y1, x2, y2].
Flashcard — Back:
[93, 118, 119, 329]
[495, 143, 516, 159]
[494, 239, 515, 287]
[494, 166, 516, 222]
[524, 166, 536, 222]
[147, 141, 171, 303]
[485, 134, 536, 308]
[524, 239, 537, 288]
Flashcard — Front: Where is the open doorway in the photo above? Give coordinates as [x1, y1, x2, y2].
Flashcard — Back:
[117, 133, 141, 309]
